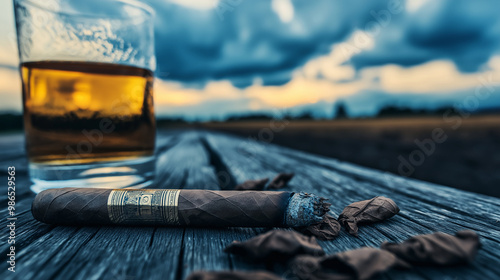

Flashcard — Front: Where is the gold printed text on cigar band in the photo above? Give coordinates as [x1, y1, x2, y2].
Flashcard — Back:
[107, 189, 180, 225]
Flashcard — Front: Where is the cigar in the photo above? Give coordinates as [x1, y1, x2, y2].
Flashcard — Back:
[32, 188, 330, 227]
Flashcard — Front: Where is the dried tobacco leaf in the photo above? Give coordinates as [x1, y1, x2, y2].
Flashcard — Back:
[338, 196, 399, 236]
[234, 178, 269, 191]
[381, 230, 480, 266]
[267, 173, 295, 190]
[224, 230, 324, 263]
[290, 247, 408, 280]
[296, 215, 341, 240]
[186, 270, 282, 280]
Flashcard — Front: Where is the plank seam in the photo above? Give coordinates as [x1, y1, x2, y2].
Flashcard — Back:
[199, 135, 237, 190]
[149, 227, 158, 247]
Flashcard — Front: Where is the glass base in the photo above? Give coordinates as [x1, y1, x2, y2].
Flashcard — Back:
[29, 156, 155, 193]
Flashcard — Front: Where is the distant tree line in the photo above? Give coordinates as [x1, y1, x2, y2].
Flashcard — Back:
[375, 106, 469, 118]
[224, 112, 319, 122]
[1, 104, 499, 131]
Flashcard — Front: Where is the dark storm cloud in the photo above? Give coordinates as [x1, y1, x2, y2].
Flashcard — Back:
[350, 0, 500, 72]
[141, 0, 390, 87]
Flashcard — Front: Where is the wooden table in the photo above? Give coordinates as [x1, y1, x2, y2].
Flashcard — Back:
[1, 130, 499, 279]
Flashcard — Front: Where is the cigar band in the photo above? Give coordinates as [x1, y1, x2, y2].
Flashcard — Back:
[107, 189, 180, 225]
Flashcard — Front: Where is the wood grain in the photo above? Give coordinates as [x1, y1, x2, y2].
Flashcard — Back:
[0, 130, 498, 279]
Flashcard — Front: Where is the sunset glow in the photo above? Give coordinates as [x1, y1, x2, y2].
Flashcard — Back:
[1, 0, 500, 119]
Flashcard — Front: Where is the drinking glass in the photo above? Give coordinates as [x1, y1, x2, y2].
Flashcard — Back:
[14, 0, 156, 193]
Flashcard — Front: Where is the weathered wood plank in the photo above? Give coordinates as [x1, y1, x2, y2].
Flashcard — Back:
[203, 131, 500, 279]
[273, 140, 500, 278]
[168, 132, 265, 279]
[56, 227, 163, 280]
[8, 226, 98, 280]
[0, 211, 53, 256]
[0, 133, 186, 280]
[1, 130, 499, 279]
[48, 133, 192, 280]
[254, 138, 500, 279]
[0, 156, 32, 207]
[203, 132, 412, 280]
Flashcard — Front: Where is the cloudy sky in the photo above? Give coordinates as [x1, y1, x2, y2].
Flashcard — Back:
[1, 0, 500, 120]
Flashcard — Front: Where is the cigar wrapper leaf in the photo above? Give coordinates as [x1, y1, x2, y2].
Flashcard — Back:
[32, 188, 330, 227]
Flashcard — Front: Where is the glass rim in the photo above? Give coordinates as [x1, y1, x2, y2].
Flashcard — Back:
[14, 0, 155, 20]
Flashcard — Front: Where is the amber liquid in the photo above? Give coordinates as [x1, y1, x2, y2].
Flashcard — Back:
[21, 61, 156, 164]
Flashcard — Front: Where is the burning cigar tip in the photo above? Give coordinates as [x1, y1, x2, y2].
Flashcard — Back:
[285, 192, 330, 227]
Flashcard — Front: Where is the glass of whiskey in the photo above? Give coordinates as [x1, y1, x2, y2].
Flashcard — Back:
[14, 0, 157, 192]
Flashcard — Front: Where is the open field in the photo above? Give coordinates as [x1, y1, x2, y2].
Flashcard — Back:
[197, 115, 500, 198]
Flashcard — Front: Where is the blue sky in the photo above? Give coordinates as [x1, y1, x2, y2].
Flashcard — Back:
[1, 0, 500, 120]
